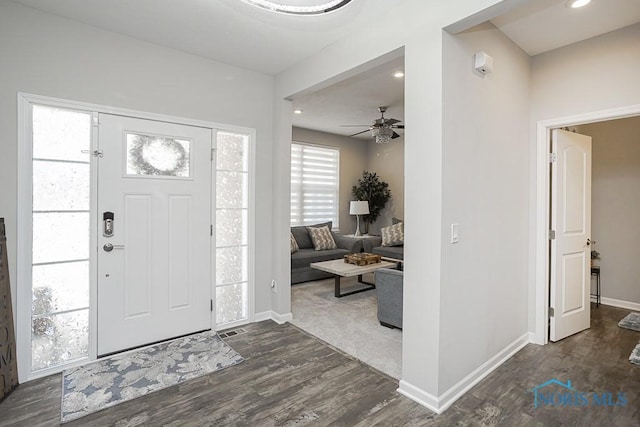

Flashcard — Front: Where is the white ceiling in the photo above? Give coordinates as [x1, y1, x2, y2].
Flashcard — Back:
[291, 57, 405, 140]
[491, 0, 640, 56]
[9, 0, 390, 75]
[10, 0, 640, 139]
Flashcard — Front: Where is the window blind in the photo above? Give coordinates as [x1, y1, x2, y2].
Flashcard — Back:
[291, 143, 339, 228]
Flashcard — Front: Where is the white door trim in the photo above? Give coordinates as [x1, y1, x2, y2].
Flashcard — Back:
[16, 92, 256, 382]
[533, 103, 640, 345]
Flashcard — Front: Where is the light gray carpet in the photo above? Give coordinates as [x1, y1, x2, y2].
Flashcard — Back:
[618, 312, 640, 332]
[61, 332, 243, 423]
[291, 275, 401, 379]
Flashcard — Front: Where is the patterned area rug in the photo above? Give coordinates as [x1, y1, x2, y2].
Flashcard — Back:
[61, 332, 244, 423]
[618, 312, 640, 332]
[631, 343, 640, 367]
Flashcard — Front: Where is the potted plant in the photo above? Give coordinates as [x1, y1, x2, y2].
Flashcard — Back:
[352, 171, 391, 234]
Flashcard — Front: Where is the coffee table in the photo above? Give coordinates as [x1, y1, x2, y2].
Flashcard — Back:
[310, 258, 397, 298]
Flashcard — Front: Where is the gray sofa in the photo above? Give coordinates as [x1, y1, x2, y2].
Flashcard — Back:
[291, 222, 362, 284]
[375, 268, 403, 329]
[372, 245, 404, 260]
[372, 217, 404, 260]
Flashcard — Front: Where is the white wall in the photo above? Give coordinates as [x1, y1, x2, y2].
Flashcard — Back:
[529, 23, 640, 329]
[272, 0, 527, 404]
[366, 137, 405, 234]
[441, 23, 530, 392]
[0, 3, 275, 317]
[291, 127, 368, 233]
[575, 117, 640, 305]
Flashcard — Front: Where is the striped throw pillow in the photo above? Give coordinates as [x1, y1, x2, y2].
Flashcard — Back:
[381, 222, 404, 246]
[290, 233, 299, 253]
[307, 225, 337, 251]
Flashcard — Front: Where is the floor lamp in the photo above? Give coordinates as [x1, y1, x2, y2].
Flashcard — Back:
[350, 201, 369, 236]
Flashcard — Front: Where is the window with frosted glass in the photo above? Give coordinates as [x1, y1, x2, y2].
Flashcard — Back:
[31, 105, 91, 371]
[126, 133, 191, 177]
[215, 132, 250, 327]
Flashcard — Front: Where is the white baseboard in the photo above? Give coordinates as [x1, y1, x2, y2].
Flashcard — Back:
[397, 380, 439, 413]
[254, 311, 293, 324]
[398, 332, 531, 414]
[436, 332, 531, 412]
[254, 311, 272, 322]
[600, 297, 640, 312]
[528, 332, 538, 344]
[270, 311, 293, 324]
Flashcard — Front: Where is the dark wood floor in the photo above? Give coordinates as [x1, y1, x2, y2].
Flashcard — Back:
[1, 304, 639, 426]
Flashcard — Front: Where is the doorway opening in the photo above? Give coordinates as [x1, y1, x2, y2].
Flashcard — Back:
[534, 104, 640, 345]
[286, 53, 405, 379]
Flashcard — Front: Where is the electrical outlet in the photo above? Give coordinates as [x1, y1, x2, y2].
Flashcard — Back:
[271, 279, 277, 293]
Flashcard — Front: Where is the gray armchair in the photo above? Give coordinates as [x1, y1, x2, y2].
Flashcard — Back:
[375, 268, 403, 329]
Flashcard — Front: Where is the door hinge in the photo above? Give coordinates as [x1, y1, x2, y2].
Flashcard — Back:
[548, 153, 557, 163]
[210, 225, 213, 236]
[548, 229, 556, 240]
[548, 307, 555, 318]
[210, 299, 213, 312]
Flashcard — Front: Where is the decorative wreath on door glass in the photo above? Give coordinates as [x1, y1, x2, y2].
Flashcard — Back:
[128, 134, 188, 176]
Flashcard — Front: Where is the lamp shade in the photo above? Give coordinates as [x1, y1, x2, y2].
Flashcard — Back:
[349, 200, 369, 215]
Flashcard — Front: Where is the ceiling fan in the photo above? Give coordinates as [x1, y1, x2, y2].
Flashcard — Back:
[342, 106, 404, 143]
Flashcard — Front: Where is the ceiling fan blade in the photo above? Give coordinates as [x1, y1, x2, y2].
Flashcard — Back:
[392, 124, 404, 129]
[341, 125, 373, 127]
[392, 131, 401, 139]
[385, 118, 401, 125]
[349, 129, 371, 137]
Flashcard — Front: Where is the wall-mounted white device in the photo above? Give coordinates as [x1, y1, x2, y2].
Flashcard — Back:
[474, 51, 493, 75]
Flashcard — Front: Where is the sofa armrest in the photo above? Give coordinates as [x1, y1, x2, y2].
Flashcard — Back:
[375, 268, 403, 329]
[332, 233, 363, 253]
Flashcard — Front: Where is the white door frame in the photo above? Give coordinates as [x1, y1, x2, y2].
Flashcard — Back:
[16, 92, 256, 382]
[533, 103, 640, 345]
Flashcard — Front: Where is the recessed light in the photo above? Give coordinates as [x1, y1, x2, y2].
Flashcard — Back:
[293, 109, 303, 115]
[567, 0, 591, 8]
[393, 71, 405, 78]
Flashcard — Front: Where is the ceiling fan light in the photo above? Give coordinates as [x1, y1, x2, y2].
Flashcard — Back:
[372, 126, 393, 144]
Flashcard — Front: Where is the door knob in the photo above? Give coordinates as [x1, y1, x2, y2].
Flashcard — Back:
[103, 243, 125, 252]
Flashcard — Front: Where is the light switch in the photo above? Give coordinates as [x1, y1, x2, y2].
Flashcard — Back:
[451, 223, 459, 244]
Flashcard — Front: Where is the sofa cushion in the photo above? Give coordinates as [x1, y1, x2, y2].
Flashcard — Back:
[381, 222, 404, 246]
[290, 233, 299, 253]
[372, 245, 404, 260]
[291, 221, 332, 249]
[307, 225, 337, 250]
[290, 248, 349, 269]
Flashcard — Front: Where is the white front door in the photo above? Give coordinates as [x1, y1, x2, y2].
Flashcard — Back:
[550, 129, 592, 342]
[97, 114, 213, 355]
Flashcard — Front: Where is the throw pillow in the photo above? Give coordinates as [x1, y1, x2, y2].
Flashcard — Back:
[307, 225, 337, 251]
[381, 222, 404, 246]
[290, 233, 299, 253]
[291, 221, 332, 249]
